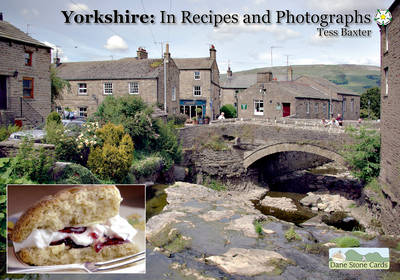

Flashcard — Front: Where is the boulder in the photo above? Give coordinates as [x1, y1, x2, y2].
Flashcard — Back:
[206, 248, 293, 276]
[260, 196, 297, 212]
[199, 210, 235, 222]
[225, 215, 260, 238]
[146, 211, 186, 246]
[300, 192, 322, 207]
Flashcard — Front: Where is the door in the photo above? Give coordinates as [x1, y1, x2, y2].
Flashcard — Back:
[282, 103, 290, 117]
[0, 76, 7, 110]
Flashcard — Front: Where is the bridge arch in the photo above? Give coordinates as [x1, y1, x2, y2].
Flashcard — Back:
[243, 142, 346, 169]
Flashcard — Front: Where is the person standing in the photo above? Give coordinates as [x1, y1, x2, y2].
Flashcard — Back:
[336, 113, 343, 126]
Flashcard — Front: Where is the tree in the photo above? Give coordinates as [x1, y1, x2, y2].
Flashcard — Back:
[220, 104, 237, 118]
[360, 87, 380, 120]
[50, 65, 70, 103]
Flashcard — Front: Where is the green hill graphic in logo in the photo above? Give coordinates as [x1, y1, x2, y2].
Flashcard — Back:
[329, 248, 389, 269]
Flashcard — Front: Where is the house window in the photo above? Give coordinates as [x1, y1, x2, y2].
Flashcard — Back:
[172, 86, 176, 101]
[254, 99, 264, 115]
[104, 82, 113, 95]
[79, 107, 87, 117]
[351, 99, 354, 112]
[193, 85, 201, 96]
[78, 83, 87, 95]
[306, 101, 310, 114]
[322, 103, 327, 114]
[22, 77, 34, 98]
[314, 103, 318, 113]
[24, 51, 32, 66]
[129, 82, 139, 94]
[384, 67, 388, 95]
[343, 98, 347, 112]
[385, 26, 389, 52]
[194, 71, 200, 80]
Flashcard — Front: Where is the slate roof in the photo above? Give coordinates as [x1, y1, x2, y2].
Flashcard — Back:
[277, 81, 339, 100]
[174, 58, 214, 70]
[297, 75, 360, 96]
[220, 74, 256, 89]
[56, 58, 164, 80]
[0, 20, 50, 48]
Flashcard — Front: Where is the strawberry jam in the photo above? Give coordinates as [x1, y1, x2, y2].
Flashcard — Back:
[94, 237, 127, 253]
[50, 237, 89, 249]
[59, 227, 87, 234]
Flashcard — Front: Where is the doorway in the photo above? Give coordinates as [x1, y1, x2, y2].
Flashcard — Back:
[282, 103, 290, 117]
[0, 76, 7, 110]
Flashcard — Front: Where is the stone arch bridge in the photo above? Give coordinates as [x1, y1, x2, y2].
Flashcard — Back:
[178, 120, 357, 186]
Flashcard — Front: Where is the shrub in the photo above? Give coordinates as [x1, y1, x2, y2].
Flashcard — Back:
[45, 119, 64, 145]
[167, 113, 188, 126]
[343, 126, 380, 183]
[55, 163, 101, 184]
[131, 156, 163, 179]
[360, 87, 380, 120]
[46, 111, 61, 126]
[87, 123, 134, 181]
[0, 125, 20, 141]
[285, 226, 301, 242]
[155, 121, 182, 170]
[331, 236, 360, 248]
[220, 104, 237, 118]
[205, 179, 226, 191]
[253, 220, 264, 237]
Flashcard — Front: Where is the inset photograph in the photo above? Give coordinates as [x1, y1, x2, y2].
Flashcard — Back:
[7, 184, 145, 274]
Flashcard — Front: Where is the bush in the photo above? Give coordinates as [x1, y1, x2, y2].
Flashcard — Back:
[46, 111, 61, 126]
[205, 179, 226, 191]
[167, 113, 188, 126]
[155, 121, 182, 170]
[285, 226, 301, 242]
[360, 87, 380, 120]
[220, 104, 237, 118]
[87, 123, 134, 181]
[343, 126, 380, 183]
[131, 156, 163, 179]
[0, 125, 20, 141]
[331, 236, 360, 248]
[55, 163, 101, 184]
[45, 119, 64, 145]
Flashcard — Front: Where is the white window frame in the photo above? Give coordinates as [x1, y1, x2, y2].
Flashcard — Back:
[78, 83, 87, 95]
[254, 99, 264, 116]
[104, 82, 113, 95]
[78, 107, 87, 117]
[194, 71, 200, 80]
[193, 85, 201, 96]
[172, 86, 176, 101]
[306, 101, 310, 114]
[384, 67, 389, 96]
[129, 82, 139, 95]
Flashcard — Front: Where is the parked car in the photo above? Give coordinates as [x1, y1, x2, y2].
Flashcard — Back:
[8, 119, 86, 142]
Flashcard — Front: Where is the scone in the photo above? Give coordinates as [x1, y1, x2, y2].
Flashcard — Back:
[11, 185, 139, 266]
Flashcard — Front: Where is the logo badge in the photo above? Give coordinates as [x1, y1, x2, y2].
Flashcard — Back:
[329, 248, 390, 270]
[374, 9, 392, 26]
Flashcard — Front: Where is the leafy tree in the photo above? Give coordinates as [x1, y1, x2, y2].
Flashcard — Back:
[343, 126, 380, 183]
[50, 66, 70, 103]
[220, 104, 237, 118]
[360, 87, 380, 120]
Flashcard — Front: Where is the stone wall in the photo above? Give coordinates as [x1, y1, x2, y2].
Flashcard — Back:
[0, 140, 54, 157]
[0, 40, 51, 124]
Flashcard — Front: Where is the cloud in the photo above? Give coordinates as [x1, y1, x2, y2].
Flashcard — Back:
[43, 41, 69, 62]
[305, 0, 382, 12]
[104, 35, 129, 52]
[20, 8, 39, 17]
[67, 3, 90, 12]
[254, 0, 267, 5]
[309, 33, 338, 45]
[212, 22, 300, 41]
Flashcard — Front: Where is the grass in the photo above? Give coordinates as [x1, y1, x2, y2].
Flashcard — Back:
[348, 203, 356, 209]
[331, 236, 360, 248]
[205, 179, 226, 191]
[164, 234, 191, 253]
[351, 230, 375, 240]
[253, 220, 264, 238]
[202, 136, 229, 151]
[284, 226, 301, 242]
[396, 242, 400, 251]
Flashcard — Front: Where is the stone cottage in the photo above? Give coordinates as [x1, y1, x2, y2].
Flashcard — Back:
[379, 0, 400, 234]
[174, 45, 220, 120]
[55, 45, 180, 117]
[0, 14, 51, 126]
[237, 70, 360, 120]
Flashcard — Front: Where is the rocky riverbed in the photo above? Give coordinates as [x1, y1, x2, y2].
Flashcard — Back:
[142, 182, 400, 280]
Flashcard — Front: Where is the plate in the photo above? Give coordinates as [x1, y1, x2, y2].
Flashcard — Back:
[7, 205, 146, 274]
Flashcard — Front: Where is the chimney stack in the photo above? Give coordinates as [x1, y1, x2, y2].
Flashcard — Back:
[164, 43, 170, 62]
[287, 66, 293, 81]
[0, 13, 3, 21]
[209, 44, 216, 60]
[137, 47, 148, 60]
[257, 71, 273, 83]
[227, 66, 232, 77]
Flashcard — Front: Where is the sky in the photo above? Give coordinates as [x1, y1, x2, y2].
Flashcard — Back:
[1, 0, 394, 73]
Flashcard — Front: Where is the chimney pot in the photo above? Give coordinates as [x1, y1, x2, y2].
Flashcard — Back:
[287, 66, 293, 81]
[209, 45, 216, 60]
[0, 12, 3, 21]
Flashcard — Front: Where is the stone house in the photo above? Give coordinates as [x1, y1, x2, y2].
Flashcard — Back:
[220, 66, 255, 111]
[174, 45, 220, 120]
[55, 46, 180, 117]
[237, 71, 359, 120]
[0, 14, 51, 126]
[379, 0, 400, 233]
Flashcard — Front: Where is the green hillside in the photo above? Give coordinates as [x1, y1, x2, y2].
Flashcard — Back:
[222, 64, 380, 94]
[344, 249, 389, 262]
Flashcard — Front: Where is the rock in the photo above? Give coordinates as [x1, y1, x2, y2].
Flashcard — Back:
[146, 211, 186, 246]
[300, 193, 354, 213]
[260, 196, 297, 212]
[206, 248, 293, 276]
[226, 215, 261, 238]
[173, 166, 186, 181]
[323, 242, 337, 248]
[317, 203, 327, 210]
[171, 263, 217, 280]
[300, 192, 322, 207]
[166, 182, 219, 205]
[262, 228, 275, 234]
[311, 207, 318, 211]
[199, 210, 235, 222]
